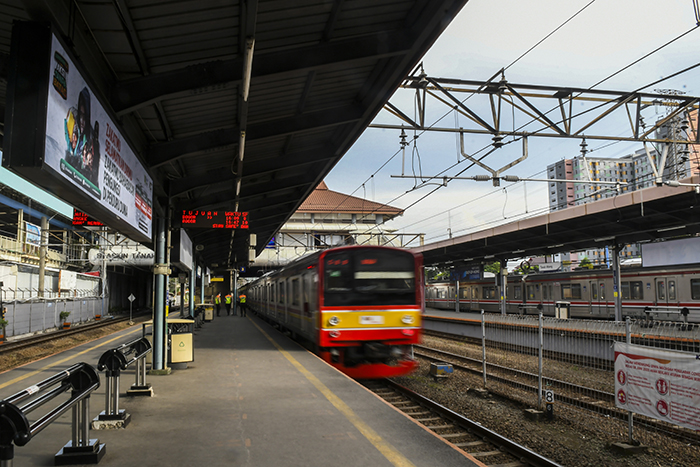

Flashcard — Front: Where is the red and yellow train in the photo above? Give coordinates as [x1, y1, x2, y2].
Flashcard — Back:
[244, 245, 423, 379]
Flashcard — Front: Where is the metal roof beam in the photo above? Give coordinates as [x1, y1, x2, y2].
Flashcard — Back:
[147, 104, 363, 167]
[111, 31, 410, 115]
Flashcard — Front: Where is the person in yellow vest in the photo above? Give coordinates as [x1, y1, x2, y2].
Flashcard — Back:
[238, 294, 247, 317]
[215, 293, 222, 317]
[224, 292, 233, 316]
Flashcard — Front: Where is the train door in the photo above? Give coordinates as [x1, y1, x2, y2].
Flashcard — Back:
[589, 280, 607, 316]
[448, 285, 455, 309]
[542, 283, 554, 315]
[655, 276, 679, 308]
[302, 272, 317, 338]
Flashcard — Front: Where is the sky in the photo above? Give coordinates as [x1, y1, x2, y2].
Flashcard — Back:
[325, 0, 700, 246]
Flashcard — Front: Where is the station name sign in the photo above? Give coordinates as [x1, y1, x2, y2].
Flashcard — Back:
[177, 210, 249, 229]
[2, 22, 153, 244]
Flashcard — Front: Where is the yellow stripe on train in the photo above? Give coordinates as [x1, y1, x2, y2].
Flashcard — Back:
[320, 310, 422, 330]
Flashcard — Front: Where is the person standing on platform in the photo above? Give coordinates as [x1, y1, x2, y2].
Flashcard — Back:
[225, 292, 233, 316]
[238, 293, 247, 317]
[215, 293, 222, 317]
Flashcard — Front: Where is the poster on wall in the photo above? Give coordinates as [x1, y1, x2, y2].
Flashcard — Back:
[614, 342, 700, 431]
[25, 222, 41, 246]
[44, 34, 153, 239]
[2, 22, 153, 244]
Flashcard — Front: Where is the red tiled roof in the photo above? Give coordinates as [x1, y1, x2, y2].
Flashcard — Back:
[297, 182, 403, 217]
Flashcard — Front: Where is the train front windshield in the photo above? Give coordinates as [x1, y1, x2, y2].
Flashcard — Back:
[323, 249, 417, 306]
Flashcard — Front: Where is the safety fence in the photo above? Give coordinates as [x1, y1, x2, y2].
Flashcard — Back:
[477, 314, 700, 444]
[425, 313, 700, 445]
[0, 295, 104, 338]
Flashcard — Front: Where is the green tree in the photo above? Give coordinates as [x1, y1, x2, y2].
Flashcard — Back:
[579, 257, 593, 269]
[484, 261, 501, 275]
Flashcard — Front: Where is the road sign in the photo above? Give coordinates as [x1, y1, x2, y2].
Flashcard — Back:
[128, 294, 135, 302]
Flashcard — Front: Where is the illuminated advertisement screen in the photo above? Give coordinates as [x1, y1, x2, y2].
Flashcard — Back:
[177, 210, 249, 229]
[3, 22, 153, 244]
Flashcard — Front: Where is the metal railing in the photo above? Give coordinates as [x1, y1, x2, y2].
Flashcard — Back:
[0, 362, 104, 466]
[94, 337, 153, 429]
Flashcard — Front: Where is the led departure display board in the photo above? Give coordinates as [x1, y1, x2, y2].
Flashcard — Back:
[178, 210, 249, 229]
[72, 210, 105, 227]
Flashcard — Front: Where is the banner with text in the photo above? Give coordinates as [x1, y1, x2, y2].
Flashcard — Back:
[44, 33, 153, 239]
[614, 342, 700, 431]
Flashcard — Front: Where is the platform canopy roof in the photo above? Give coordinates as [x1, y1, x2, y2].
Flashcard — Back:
[413, 176, 700, 267]
[0, 0, 468, 271]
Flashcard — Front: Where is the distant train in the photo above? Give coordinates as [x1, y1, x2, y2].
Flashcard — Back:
[425, 264, 700, 322]
[244, 245, 423, 379]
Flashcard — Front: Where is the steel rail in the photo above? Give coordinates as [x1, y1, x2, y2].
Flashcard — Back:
[415, 344, 700, 444]
[0, 315, 143, 355]
[383, 379, 563, 467]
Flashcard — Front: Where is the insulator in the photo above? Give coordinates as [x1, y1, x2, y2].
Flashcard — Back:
[473, 175, 491, 182]
[502, 175, 520, 182]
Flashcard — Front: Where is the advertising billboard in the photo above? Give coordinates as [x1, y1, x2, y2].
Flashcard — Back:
[3, 22, 153, 244]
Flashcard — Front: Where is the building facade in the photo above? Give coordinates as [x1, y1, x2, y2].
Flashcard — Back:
[253, 181, 416, 268]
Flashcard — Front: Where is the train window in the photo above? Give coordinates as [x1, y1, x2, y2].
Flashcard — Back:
[621, 281, 643, 300]
[691, 279, 700, 300]
[668, 280, 676, 301]
[472, 287, 478, 299]
[461, 288, 469, 299]
[279, 281, 286, 304]
[657, 281, 665, 301]
[482, 286, 496, 299]
[513, 285, 522, 300]
[291, 278, 300, 306]
[561, 283, 581, 300]
[323, 248, 416, 306]
[543, 286, 548, 300]
[591, 283, 598, 300]
[631, 281, 643, 300]
[527, 285, 536, 300]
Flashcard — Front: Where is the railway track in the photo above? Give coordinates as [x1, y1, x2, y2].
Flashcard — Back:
[0, 314, 146, 355]
[415, 342, 700, 445]
[363, 379, 562, 467]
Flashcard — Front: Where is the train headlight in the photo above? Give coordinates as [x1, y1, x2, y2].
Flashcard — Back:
[401, 315, 414, 324]
[328, 316, 340, 326]
[329, 331, 341, 338]
[401, 329, 415, 336]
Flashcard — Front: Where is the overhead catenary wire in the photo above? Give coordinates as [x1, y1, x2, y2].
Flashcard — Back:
[314, 7, 700, 242]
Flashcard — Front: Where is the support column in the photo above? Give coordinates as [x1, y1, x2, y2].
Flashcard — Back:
[189, 267, 195, 317]
[454, 279, 460, 313]
[500, 259, 508, 315]
[38, 216, 48, 297]
[612, 244, 622, 321]
[152, 217, 167, 372]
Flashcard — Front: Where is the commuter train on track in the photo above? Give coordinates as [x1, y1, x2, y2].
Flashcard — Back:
[244, 245, 423, 379]
[425, 264, 700, 323]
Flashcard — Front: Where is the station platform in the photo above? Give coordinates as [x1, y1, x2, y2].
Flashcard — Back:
[0, 311, 483, 466]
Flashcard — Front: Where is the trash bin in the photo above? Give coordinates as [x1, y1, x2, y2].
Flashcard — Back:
[167, 318, 195, 368]
[555, 301, 570, 319]
[204, 304, 214, 322]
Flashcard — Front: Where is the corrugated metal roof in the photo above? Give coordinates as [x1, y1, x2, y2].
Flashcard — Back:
[0, 0, 469, 271]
